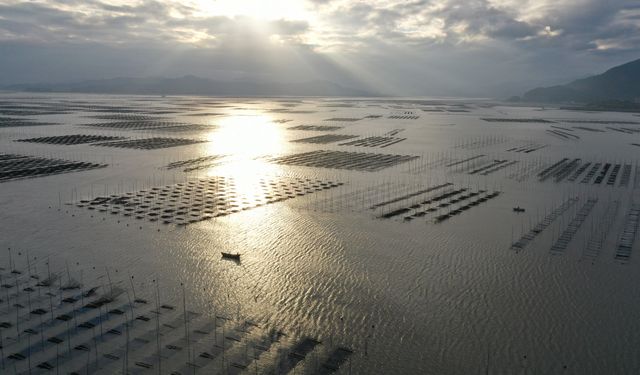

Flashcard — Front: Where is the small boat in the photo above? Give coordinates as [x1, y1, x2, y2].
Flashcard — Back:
[221, 252, 241, 261]
[513, 207, 525, 213]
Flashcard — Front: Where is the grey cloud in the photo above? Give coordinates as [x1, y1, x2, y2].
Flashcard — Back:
[0, 0, 638, 97]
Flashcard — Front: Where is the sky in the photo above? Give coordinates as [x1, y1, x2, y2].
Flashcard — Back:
[0, 0, 639, 96]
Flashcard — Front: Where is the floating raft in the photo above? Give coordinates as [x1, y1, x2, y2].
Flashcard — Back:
[446, 155, 485, 168]
[323, 117, 361, 122]
[0, 153, 107, 183]
[546, 129, 579, 139]
[511, 197, 579, 251]
[267, 150, 419, 172]
[433, 191, 501, 223]
[593, 163, 612, 184]
[468, 159, 508, 175]
[164, 154, 228, 172]
[536, 159, 627, 186]
[292, 134, 358, 144]
[84, 114, 168, 121]
[388, 115, 419, 119]
[479, 160, 518, 176]
[482, 118, 556, 123]
[507, 143, 547, 153]
[619, 164, 633, 187]
[82, 121, 215, 132]
[456, 135, 507, 150]
[561, 119, 640, 125]
[583, 200, 620, 261]
[288, 124, 343, 131]
[538, 158, 569, 181]
[573, 125, 605, 132]
[371, 182, 452, 209]
[614, 204, 640, 262]
[92, 137, 207, 150]
[16, 134, 125, 145]
[78, 176, 343, 225]
[339, 136, 406, 148]
[581, 163, 602, 184]
[567, 162, 592, 182]
[0, 261, 354, 374]
[0, 118, 59, 127]
[550, 198, 598, 255]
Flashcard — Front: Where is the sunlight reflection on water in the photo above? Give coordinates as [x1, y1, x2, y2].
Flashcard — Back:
[206, 111, 286, 158]
[202, 111, 290, 210]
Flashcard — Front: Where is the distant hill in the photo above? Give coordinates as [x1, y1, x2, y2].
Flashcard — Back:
[523, 58, 640, 103]
[4, 76, 377, 97]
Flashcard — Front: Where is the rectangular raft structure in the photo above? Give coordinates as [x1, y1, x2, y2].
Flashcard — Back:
[614, 204, 640, 262]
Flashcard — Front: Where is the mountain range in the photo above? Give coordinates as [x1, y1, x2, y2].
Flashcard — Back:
[3, 76, 376, 97]
[5, 59, 640, 102]
[523, 58, 640, 103]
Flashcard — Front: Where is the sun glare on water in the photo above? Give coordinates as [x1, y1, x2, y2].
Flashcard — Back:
[204, 111, 288, 207]
[207, 111, 285, 157]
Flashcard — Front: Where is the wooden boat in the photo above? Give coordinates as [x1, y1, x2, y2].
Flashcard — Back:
[221, 252, 241, 261]
[513, 207, 525, 213]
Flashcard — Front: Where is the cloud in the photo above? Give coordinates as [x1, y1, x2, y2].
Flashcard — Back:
[0, 0, 638, 96]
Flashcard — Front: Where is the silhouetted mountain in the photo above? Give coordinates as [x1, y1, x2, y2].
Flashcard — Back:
[523, 58, 640, 103]
[4, 76, 377, 97]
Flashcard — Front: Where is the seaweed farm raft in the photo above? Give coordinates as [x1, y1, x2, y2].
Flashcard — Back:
[0, 153, 107, 182]
[0, 259, 354, 374]
[17, 134, 126, 145]
[92, 137, 208, 150]
[77, 176, 343, 225]
[267, 150, 418, 171]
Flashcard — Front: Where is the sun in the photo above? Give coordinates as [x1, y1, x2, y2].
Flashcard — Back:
[189, 0, 312, 21]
